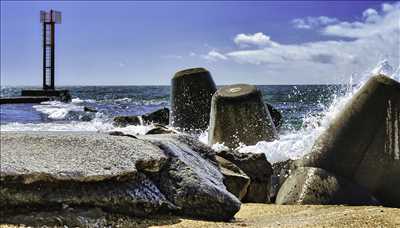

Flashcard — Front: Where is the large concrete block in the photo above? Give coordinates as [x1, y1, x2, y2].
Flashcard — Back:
[208, 84, 277, 148]
[276, 167, 378, 205]
[297, 75, 400, 207]
[170, 68, 216, 133]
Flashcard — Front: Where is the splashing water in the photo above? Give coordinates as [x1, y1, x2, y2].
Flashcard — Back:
[214, 60, 400, 163]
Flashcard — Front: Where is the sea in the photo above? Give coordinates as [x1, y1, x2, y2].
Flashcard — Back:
[1, 60, 399, 163]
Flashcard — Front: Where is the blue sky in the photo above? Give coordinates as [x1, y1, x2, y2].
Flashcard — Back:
[1, 1, 399, 85]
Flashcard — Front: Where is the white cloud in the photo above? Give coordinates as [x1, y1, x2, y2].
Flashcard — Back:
[292, 16, 339, 29]
[322, 3, 399, 38]
[234, 32, 278, 47]
[382, 3, 395, 12]
[363, 8, 379, 23]
[202, 50, 227, 61]
[205, 2, 400, 83]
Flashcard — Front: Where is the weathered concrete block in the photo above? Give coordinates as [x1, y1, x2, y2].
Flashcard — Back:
[170, 68, 216, 133]
[297, 75, 400, 207]
[209, 84, 277, 148]
[276, 167, 379, 205]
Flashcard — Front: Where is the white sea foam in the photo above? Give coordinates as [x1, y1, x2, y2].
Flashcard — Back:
[71, 97, 96, 104]
[33, 101, 85, 120]
[0, 115, 155, 136]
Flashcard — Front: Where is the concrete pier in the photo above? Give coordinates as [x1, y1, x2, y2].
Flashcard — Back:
[208, 84, 277, 148]
[170, 68, 216, 133]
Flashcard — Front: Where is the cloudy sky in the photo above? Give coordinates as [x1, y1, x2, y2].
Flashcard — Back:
[1, 1, 399, 85]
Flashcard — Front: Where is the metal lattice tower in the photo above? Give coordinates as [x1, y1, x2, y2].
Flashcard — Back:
[40, 10, 61, 90]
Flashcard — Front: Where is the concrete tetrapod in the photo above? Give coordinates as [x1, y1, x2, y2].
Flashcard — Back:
[170, 68, 217, 133]
[297, 75, 400, 207]
[208, 84, 278, 149]
[276, 167, 379, 205]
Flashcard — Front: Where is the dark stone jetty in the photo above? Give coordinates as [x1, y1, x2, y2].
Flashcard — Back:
[0, 96, 51, 104]
[170, 68, 217, 133]
[0, 89, 71, 104]
[208, 84, 278, 148]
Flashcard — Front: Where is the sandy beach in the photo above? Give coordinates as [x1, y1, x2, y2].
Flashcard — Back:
[2, 204, 400, 227]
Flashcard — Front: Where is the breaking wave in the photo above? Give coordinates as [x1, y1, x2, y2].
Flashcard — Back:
[228, 60, 400, 163]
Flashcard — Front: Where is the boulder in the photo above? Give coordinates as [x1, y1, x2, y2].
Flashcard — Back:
[140, 134, 241, 220]
[209, 84, 278, 149]
[146, 124, 176, 135]
[270, 159, 296, 202]
[113, 115, 141, 127]
[142, 107, 169, 125]
[170, 68, 217, 133]
[217, 150, 273, 203]
[1, 132, 240, 223]
[297, 75, 400, 207]
[215, 155, 250, 200]
[276, 167, 379, 206]
[113, 108, 170, 127]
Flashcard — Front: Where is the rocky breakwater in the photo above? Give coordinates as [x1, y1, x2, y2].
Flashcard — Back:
[277, 75, 400, 207]
[113, 107, 170, 127]
[0, 132, 240, 226]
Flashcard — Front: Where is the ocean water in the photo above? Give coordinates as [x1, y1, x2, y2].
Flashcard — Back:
[1, 60, 399, 163]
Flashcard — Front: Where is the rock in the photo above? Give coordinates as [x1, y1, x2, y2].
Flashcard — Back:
[108, 131, 138, 138]
[270, 159, 296, 202]
[266, 103, 283, 130]
[215, 155, 250, 200]
[217, 150, 273, 203]
[139, 134, 241, 220]
[170, 68, 217, 133]
[113, 108, 170, 127]
[297, 75, 400, 207]
[208, 84, 278, 149]
[84, 106, 97, 113]
[0, 131, 172, 217]
[146, 124, 175, 135]
[276, 167, 379, 206]
[1, 131, 240, 222]
[142, 107, 169, 125]
[1, 173, 175, 217]
[113, 115, 141, 127]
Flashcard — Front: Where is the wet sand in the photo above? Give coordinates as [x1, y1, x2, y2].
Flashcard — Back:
[2, 204, 399, 227]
